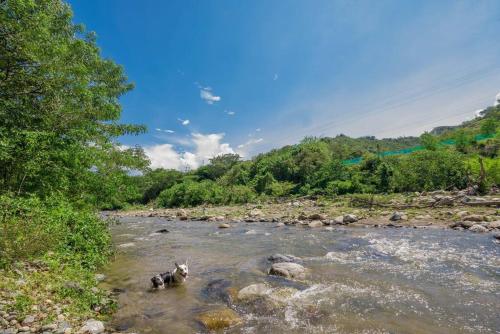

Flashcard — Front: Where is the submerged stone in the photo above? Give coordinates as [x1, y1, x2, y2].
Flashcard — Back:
[196, 307, 242, 331]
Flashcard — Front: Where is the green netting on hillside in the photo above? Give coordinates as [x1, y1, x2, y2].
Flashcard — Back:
[342, 133, 495, 165]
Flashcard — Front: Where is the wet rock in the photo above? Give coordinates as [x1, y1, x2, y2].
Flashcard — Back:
[493, 232, 500, 240]
[463, 215, 486, 222]
[218, 223, 230, 229]
[155, 229, 169, 234]
[196, 307, 242, 331]
[176, 209, 188, 218]
[343, 214, 358, 224]
[268, 262, 306, 279]
[469, 224, 488, 233]
[267, 254, 302, 264]
[308, 213, 327, 220]
[275, 222, 285, 227]
[237, 283, 270, 300]
[450, 221, 475, 229]
[308, 220, 324, 228]
[390, 212, 407, 221]
[78, 320, 104, 334]
[202, 279, 233, 304]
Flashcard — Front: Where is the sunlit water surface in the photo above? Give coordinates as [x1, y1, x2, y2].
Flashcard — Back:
[102, 217, 499, 334]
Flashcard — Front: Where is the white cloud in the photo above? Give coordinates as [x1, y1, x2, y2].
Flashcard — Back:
[155, 128, 175, 133]
[495, 91, 500, 106]
[273, 73, 279, 81]
[255, 128, 261, 132]
[224, 110, 235, 116]
[143, 133, 236, 170]
[200, 87, 221, 104]
[177, 118, 190, 126]
[236, 138, 264, 157]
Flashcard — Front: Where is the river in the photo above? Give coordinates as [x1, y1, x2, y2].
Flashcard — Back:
[101, 217, 499, 333]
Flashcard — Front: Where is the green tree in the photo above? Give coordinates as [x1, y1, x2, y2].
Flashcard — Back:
[480, 118, 497, 135]
[420, 132, 439, 151]
[0, 0, 147, 199]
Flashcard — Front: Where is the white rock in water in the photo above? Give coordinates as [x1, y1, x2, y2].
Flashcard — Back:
[269, 262, 306, 279]
[79, 320, 104, 334]
[308, 220, 324, 228]
[237, 283, 271, 300]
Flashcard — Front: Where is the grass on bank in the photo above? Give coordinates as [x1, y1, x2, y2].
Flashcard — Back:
[0, 194, 116, 321]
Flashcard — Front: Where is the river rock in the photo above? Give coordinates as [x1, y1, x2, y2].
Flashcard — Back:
[456, 211, 469, 218]
[308, 220, 324, 228]
[237, 283, 271, 300]
[22, 315, 35, 325]
[308, 213, 327, 220]
[94, 274, 106, 282]
[218, 223, 230, 229]
[332, 216, 344, 224]
[268, 254, 302, 264]
[196, 307, 242, 331]
[390, 212, 407, 221]
[268, 262, 306, 279]
[249, 208, 263, 217]
[78, 320, 104, 334]
[463, 215, 486, 222]
[343, 214, 358, 224]
[276, 222, 285, 227]
[487, 220, 500, 229]
[155, 229, 169, 234]
[469, 224, 488, 233]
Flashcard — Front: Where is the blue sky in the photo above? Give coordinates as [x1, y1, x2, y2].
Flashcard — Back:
[69, 0, 500, 169]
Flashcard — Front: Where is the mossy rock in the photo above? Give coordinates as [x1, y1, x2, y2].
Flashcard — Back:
[196, 307, 242, 331]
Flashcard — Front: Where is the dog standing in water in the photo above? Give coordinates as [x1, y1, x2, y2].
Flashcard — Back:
[151, 262, 189, 289]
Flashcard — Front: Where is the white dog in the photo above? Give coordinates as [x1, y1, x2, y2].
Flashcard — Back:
[151, 262, 189, 289]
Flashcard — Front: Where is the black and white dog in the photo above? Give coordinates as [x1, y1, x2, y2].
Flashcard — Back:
[151, 262, 189, 289]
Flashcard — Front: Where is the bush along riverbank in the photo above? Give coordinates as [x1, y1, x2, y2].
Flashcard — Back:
[0, 195, 124, 334]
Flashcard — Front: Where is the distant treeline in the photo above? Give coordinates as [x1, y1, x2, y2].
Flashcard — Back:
[117, 107, 499, 209]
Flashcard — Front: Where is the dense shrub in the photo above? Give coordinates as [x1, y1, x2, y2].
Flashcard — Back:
[0, 195, 111, 269]
[392, 150, 468, 192]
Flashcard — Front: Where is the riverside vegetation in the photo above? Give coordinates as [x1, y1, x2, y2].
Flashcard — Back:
[1, 0, 499, 333]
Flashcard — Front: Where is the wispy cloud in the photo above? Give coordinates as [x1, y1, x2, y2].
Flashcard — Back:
[224, 110, 235, 116]
[155, 128, 175, 133]
[236, 137, 264, 157]
[200, 87, 221, 105]
[273, 73, 279, 81]
[177, 118, 190, 126]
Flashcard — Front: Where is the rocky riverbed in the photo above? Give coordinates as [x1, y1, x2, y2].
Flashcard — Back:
[99, 214, 499, 333]
[111, 191, 500, 235]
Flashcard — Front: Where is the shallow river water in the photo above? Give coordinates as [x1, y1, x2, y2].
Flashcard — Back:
[103, 217, 499, 334]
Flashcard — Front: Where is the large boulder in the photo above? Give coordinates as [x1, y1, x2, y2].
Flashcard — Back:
[308, 220, 324, 228]
[196, 307, 242, 331]
[268, 262, 306, 279]
[469, 224, 488, 233]
[267, 254, 302, 264]
[78, 320, 104, 334]
[237, 283, 271, 300]
[343, 214, 359, 224]
[332, 216, 344, 224]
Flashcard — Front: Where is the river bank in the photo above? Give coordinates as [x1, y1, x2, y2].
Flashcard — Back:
[111, 191, 500, 235]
